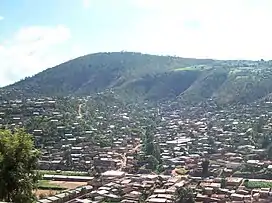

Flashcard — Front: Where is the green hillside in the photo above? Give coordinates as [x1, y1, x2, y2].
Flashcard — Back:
[2, 52, 272, 105]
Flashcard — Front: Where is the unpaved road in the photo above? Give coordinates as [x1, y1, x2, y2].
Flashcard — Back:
[118, 144, 141, 171]
[78, 104, 82, 118]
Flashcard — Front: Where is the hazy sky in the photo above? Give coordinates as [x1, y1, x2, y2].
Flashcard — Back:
[0, 0, 272, 86]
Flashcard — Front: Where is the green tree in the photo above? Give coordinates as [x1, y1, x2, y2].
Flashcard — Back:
[153, 141, 161, 163]
[176, 187, 195, 203]
[63, 149, 73, 167]
[146, 155, 159, 171]
[156, 164, 164, 174]
[255, 117, 265, 133]
[220, 176, 227, 188]
[145, 141, 154, 155]
[201, 159, 210, 178]
[142, 125, 161, 171]
[267, 144, 272, 159]
[0, 129, 40, 203]
[262, 135, 271, 149]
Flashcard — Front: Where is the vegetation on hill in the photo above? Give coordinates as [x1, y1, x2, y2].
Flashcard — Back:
[2, 52, 272, 104]
[37, 180, 66, 190]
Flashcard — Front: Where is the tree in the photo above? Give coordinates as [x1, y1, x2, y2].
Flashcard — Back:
[267, 144, 272, 159]
[63, 149, 73, 168]
[156, 164, 164, 174]
[201, 159, 210, 178]
[255, 117, 265, 133]
[262, 134, 272, 149]
[146, 155, 159, 171]
[144, 125, 155, 155]
[145, 141, 154, 155]
[176, 187, 195, 203]
[0, 129, 40, 203]
[220, 176, 227, 188]
[142, 124, 161, 171]
[153, 142, 161, 163]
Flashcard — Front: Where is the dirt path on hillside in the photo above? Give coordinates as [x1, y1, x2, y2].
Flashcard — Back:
[78, 104, 82, 118]
[118, 144, 141, 171]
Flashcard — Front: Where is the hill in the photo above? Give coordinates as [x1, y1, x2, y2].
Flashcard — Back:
[2, 52, 272, 104]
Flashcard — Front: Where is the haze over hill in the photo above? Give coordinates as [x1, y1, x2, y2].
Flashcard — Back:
[2, 52, 272, 105]
[2, 1, 272, 87]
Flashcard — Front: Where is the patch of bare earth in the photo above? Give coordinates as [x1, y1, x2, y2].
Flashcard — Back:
[34, 181, 87, 199]
[34, 190, 58, 198]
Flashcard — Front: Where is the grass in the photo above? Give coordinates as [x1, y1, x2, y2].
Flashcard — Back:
[38, 180, 67, 190]
[38, 170, 89, 176]
[173, 66, 210, 72]
[244, 180, 272, 189]
[175, 167, 189, 175]
[174, 67, 198, 71]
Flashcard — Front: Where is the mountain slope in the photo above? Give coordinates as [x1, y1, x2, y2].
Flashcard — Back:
[2, 52, 272, 104]
[2, 52, 213, 99]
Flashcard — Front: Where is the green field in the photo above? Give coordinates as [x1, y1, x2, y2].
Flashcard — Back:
[174, 67, 198, 71]
[244, 181, 272, 189]
[38, 180, 67, 190]
[39, 170, 89, 176]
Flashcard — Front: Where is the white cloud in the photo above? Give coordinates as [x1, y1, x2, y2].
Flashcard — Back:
[127, 0, 272, 60]
[0, 25, 85, 87]
[0, 16, 3, 20]
[2, 0, 272, 87]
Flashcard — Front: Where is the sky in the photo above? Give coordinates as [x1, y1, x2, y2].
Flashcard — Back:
[1, 0, 272, 86]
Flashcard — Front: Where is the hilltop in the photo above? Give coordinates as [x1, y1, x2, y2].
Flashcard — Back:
[2, 52, 272, 104]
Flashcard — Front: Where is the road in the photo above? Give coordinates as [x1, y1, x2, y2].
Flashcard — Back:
[131, 144, 141, 153]
[117, 144, 141, 171]
[78, 104, 82, 118]
[217, 168, 223, 178]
